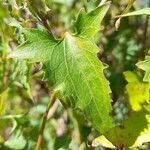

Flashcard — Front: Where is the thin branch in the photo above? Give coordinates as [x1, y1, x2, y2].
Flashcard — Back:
[115, 0, 135, 30]
[36, 92, 56, 150]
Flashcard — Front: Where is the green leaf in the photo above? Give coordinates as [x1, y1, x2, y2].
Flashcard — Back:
[131, 133, 150, 148]
[124, 71, 150, 111]
[92, 135, 116, 149]
[105, 108, 150, 148]
[103, 71, 150, 148]
[136, 51, 150, 83]
[116, 8, 150, 18]
[74, 2, 110, 37]
[11, 60, 33, 101]
[18, 61, 33, 100]
[4, 129, 27, 150]
[0, 113, 28, 133]
[123, 71, 140, 82]
[8, 3, 113, 133]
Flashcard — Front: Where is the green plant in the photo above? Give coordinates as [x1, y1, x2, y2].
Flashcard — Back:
[0, 0, 150, 149]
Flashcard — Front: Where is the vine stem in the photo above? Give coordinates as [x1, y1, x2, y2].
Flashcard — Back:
[35, 92, 56, 150]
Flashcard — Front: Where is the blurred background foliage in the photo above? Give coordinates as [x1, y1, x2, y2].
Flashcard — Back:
[0, 0, 150, 149]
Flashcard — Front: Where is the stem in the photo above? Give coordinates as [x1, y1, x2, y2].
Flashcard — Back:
[142, 0, 150, 51]
[0, 23, 7, 88]
[115, 0, 135, 30]
[35, 93, 56, 150]
[68, 109, 81, 145]
[116, 144, 125, 150]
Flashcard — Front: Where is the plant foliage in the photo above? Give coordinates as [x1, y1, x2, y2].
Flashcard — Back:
[0, 0, 150, 149]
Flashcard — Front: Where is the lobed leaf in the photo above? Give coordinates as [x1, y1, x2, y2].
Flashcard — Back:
[8, 3, 113, 133]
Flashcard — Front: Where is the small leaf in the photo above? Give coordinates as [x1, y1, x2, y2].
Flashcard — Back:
[19, 61, 33, 100]
[131, 133, 150, 148]
[11, 60, 33, 101]
[4, 129, 27, 150]
[136, 52, 150, 83]
[92, 135, 116, 149]
[115, 0, 135, 30]
[116, 8, 150, 18]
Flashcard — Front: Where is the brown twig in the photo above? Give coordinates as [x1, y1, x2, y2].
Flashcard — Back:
[35, 93, 56, 150]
